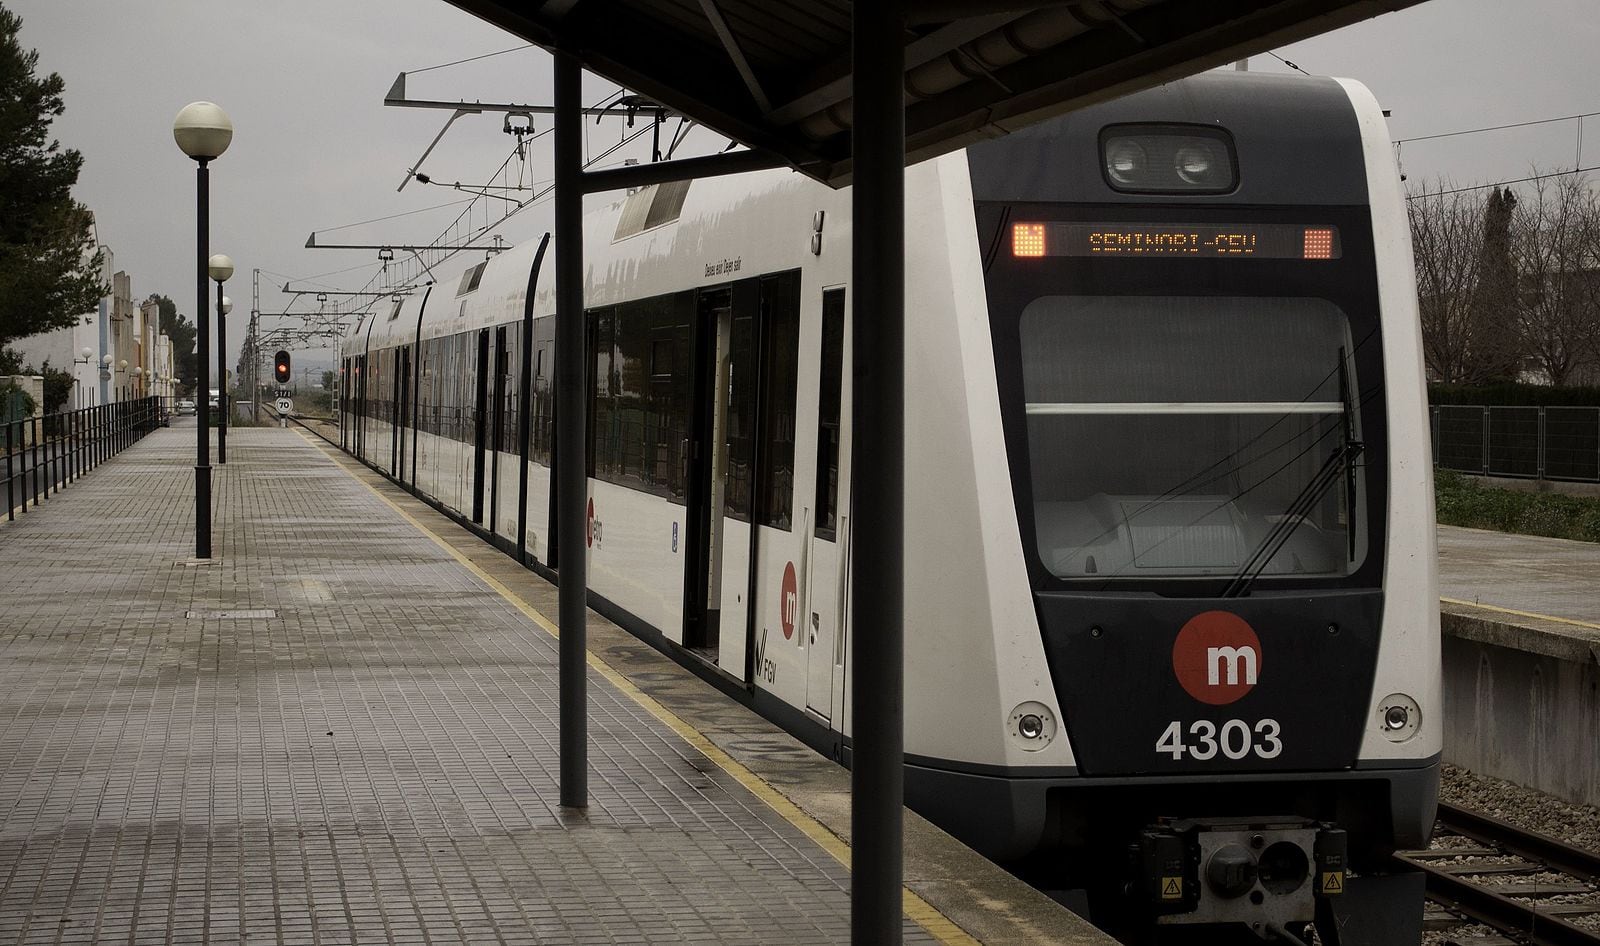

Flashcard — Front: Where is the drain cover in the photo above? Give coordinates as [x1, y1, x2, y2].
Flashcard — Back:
[185, 609, 277, 619]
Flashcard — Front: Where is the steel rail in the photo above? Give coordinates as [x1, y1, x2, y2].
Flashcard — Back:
[1394, 802, 1600, 946]
[1397, 852, 1600, 946]
[1436, 801, 1600, 884]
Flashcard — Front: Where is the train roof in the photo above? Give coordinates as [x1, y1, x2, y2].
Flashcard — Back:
[968, 71, 1371, 207]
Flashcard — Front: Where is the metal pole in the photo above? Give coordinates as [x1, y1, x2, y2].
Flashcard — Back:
[5, 421, 13, 519]
[851, 2, 905, 942]
[554, 50, 588, 810]
[217, 280, 228, 463]
[31, 416, 40, 504]
[195, 160, 214, 559]
[252, 268, 261, 425]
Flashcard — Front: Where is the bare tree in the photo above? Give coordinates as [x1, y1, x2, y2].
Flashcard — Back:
[1409, 182, 1526, 383]
[1510, 172, 1600, 387]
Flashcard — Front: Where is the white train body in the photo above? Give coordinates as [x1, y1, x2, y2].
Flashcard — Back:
[343, 72, 1438, 940]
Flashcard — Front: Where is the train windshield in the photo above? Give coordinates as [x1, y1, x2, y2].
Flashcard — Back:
[1020, 295, 1367, 582]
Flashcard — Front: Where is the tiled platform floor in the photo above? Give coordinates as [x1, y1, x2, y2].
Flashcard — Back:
[0, 424, 940, 945]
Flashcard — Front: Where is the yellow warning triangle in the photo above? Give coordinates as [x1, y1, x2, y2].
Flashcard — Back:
[1321, 871, 1344, 894]
[1161, 877, 1183, 898]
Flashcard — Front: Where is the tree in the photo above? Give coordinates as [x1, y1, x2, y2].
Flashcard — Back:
[321, 369, 335, 391]
[144, 294, 198, 391]
[0, 4, 105, 350]
[1410, 182, 1527, 384]
[1468, 187, 1524, 382]
[1510, 173, 1600, 387]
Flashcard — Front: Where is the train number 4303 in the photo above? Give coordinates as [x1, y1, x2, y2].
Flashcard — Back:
[1156, 718, 1283, 761]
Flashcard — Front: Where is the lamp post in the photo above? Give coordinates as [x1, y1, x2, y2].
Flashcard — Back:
[209, 261, 234, 464]
[73, 347, 93, 409]
[174, 100, 232, 559]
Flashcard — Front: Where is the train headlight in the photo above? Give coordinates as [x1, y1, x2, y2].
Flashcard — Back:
[1174, 145, 1216, 184]
[1378, 693, 1421, 742]
[1104, 139, 1148, 186]
[1008, 702, 1057, 751]
[1101, 125, 1237, 194]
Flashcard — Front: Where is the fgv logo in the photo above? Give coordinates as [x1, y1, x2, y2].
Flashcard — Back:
[1172, 611, 1262, 705]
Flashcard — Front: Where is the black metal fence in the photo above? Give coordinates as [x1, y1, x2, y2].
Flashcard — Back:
[4, 397, 164, 521]
[1431, 405, 1600, 482]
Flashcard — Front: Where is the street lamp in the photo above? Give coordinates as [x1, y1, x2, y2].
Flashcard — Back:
[209, 258, 233, 465]
[175, 100, 232, 559]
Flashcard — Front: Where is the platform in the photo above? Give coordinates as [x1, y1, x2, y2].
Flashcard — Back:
[1435, 524, 1600, 812]
[0, 422, 1107, 945]
[1438, 523, 1600, 630]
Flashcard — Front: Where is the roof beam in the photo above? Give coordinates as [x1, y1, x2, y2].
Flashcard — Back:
[764, 13, 1020, 127]
[696, 0, 773, 114]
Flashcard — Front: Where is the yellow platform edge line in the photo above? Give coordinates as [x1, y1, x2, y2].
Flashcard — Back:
[1440, 596, 1600, 632]
[301, 430, 979, 946]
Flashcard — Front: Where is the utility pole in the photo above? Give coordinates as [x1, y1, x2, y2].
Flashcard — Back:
[251, 269, 261, 423]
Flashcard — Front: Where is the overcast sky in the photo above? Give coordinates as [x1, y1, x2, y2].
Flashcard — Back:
[11, 0, 1600, 370]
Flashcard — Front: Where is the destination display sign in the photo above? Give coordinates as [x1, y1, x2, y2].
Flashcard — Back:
[1011, 222, 1341, 260]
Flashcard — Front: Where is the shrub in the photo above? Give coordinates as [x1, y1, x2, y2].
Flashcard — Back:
[0, 380, 37, 421]
[1435, 469, 1600, 542]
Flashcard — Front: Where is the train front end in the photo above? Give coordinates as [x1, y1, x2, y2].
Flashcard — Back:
[955, 72, 1439, 942]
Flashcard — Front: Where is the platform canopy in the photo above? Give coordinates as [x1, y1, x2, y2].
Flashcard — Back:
[443, 0, 1423, 185]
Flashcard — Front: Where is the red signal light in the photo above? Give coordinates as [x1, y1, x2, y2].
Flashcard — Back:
[273, 350, 291, 384]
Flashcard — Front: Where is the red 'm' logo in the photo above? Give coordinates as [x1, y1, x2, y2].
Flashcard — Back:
[585, 497, 594, 548]
[1172, 611, 1262, 706]
[780, 562, 798, 640]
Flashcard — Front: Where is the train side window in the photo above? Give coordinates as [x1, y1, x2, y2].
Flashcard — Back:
[587, 306, 617, 478]
[814, 288, 845, 540]
[757, 270, 800, 530]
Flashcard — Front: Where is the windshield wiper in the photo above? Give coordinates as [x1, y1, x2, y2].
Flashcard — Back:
[1220, 349, 1363, 598]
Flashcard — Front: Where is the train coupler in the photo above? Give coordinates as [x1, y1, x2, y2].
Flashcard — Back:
[1135, 817, 1346, 938]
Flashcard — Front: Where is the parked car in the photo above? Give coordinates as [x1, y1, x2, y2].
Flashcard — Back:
[177, 398, 196, 416]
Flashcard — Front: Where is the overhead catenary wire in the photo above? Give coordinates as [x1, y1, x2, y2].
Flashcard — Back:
[405, 44, 534, 75]
[307, 81, 691, 309]
[1267, 52, 1311, 76]
[1405, 164, 1600, 200]
[1395, 109, 1600, 146]
[312, 198, 478, 234]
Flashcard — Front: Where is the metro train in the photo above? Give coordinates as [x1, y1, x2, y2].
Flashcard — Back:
[341, 71, 1438, 944]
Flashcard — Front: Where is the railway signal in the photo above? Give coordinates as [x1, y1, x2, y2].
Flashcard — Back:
[273, 350, 291, 384]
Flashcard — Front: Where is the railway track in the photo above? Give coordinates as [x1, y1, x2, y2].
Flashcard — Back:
[1397, 801, 1600, 946]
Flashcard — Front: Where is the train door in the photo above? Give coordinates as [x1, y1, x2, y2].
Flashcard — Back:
[471, 329, 490, 524]
[683, 284, 756, 660]
[355, 354, 367, 458]
[806, 287, 849, 721]
[390, 347, 404, 479]
[489, 326, 508, 533]
[392, 347, 406, 483]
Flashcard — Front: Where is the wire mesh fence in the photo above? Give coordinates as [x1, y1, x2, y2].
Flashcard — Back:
[1431, 405, 1600, 482]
